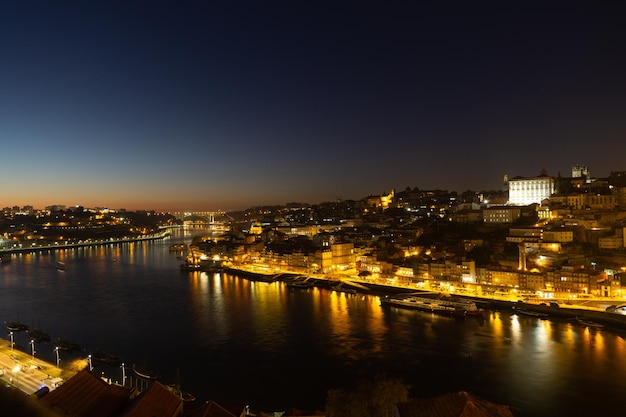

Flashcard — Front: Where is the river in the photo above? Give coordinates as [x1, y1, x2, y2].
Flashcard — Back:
[1, 226, 625, 416]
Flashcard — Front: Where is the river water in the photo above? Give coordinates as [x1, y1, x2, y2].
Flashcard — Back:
[1, 226, 625, 416]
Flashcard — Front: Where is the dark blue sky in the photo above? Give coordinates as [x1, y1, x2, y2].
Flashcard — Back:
[2, 1, 625, 211]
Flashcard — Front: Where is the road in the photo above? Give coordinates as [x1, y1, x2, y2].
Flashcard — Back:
[0, 340, 75, 396]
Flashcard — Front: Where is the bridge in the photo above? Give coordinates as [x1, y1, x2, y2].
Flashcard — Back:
[173, 211, 228, 224]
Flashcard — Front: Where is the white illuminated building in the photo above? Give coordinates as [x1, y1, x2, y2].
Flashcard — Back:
[507, 173, 554, 206]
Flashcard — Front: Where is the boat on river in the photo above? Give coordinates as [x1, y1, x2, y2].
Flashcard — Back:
[286, 276, 315, 289]
[576, 317, 604, 329]
[55, 338, 81, 351]
[512, 307, 549, 319]
[90, 349, 124, 366]
[332, 282, 357, 294]
[380, 293, 483, 317]
[29, 328, 51, 342]
[133, 364, 160, 380]
[5, 321, 29, 332]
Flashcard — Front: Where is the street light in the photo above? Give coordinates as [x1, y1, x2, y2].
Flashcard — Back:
[121, 363, 126, 386]
[30, 339, 36, 357]
[54, 347, 60, 368]
[9, 331, 14, 350]
[88, 354, 93, 371]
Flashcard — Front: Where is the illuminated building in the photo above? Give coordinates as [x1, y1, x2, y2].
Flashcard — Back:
[482, 206, 521, 223]
[507, 172, 554, 205]
[542, 230, 574, 243]
[572, 164, 591, 183]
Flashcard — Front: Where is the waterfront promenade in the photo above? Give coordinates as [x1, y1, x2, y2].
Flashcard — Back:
[0, 231, 170, 255]
[0, 339, 77, 396]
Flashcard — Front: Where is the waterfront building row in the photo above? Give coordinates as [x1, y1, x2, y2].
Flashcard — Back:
[363, 259, 620, 299]
[237, 241, 622, 298]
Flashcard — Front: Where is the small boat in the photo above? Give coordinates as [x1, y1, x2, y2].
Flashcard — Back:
[180, 262, 202, 271]
[55, 338, 80, 351]
[57, 261, 66, 270]
[5, 321, 29, 332]
[287, 276, 315, 289]
[287, 280, 315, 289]
[169, 243, 188, 252]
[133, 364, 160, 380]
[512, 307, 548, 319]
[332, 283, 357, 294]
[576, 317, 604, 329]
[90, 349, 124, 366]
[29, 328, 51, 342]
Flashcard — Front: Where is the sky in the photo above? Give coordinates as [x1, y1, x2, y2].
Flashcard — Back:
[2, 1, 626, 212]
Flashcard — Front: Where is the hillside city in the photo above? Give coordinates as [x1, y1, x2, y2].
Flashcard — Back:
[4, 165, 626, 303]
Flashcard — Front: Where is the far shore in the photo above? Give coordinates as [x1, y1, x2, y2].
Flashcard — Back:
[0, 231, 170, 255]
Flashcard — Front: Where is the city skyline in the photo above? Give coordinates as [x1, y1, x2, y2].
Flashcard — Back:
[2, 1, 626, 211]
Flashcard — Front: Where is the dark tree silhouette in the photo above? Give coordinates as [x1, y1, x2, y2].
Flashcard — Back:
[326, 375, 409, 417]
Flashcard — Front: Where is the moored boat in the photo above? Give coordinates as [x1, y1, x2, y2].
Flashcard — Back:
[380, 293, 483, 317]
[55, 338, 81, 351]
[332, 283, 357, 294]
[29, 328, 51, 342]
[90, 349, 124, 366]
[287, 277, 315, 289]
[133, 364, 160, 380]
[575, 317, 604, 328]
[5, 321, 29, 332]
[180, 262, 202, 271]
[169, 243, 188, 252]
[512, 307, 549, 319]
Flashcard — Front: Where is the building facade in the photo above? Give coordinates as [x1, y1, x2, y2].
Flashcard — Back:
[508, 175, 555, 205]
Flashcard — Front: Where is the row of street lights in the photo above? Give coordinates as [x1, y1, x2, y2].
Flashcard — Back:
[10, 331, 43, 358]
[7, 333, 129, 388]
[8, 331, 61, 367]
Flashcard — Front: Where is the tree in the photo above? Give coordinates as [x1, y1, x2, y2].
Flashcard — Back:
[326, 375, 409, 417]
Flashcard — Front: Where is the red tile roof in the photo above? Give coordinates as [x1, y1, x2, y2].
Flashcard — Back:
[396, 391, 514, 417]
[183, 400, 243, 417]
[39, 369, 134, 417]
[121, 381, 183, 417]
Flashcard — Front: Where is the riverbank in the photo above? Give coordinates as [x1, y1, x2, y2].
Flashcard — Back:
[0, 231, 170, 256]
[221, 264, 626, 330]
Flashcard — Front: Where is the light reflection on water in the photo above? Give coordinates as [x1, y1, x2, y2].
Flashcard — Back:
[1, 232, 626, 416]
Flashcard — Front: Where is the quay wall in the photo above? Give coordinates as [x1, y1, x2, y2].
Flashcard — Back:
[0, 232, 170, 255]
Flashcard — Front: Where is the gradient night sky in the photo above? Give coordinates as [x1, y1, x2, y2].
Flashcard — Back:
[2, 1, 625, 211]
